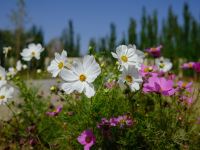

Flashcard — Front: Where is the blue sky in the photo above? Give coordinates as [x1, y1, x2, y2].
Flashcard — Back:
[0, 0, 199, 54]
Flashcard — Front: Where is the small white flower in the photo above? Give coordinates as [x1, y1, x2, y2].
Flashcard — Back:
[155, 57, 172, 72]
[0, 86, 14, 105]
[37, 69, 42, 74]
[111, 44, 144, 70]
[16, 60, 22, 71]
[60, 55, 101, 98]
[0, 66, 7, 88]
[20, 43, 44, 61]
[22, 64, 28, 70]
[119, 65, 143, 91]
[3, 46, 12, 57]
[8, 67, 18, 77]
[47, 50, 68, 77]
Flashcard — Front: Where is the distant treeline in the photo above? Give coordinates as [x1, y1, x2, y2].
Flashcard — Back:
[0, 2, 200, 66]
[90, 4, 200, 61]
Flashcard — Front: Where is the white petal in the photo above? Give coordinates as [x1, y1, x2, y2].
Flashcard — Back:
[61, 82, 74, 94]
[60, 69, 78, 82]
[84, 83, 95, 98]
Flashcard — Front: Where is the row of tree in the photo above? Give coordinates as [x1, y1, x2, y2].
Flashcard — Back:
[89, 4, 200, 61]
[0, 1, 200, 68]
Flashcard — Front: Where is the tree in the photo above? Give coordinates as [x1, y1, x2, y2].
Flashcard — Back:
[128, 18, 137, 45]
[9, 0, 27, 58]
[108, 23, 116, 51]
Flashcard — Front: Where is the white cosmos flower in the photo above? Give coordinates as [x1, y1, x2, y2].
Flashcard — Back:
[22, 64, 28, 70]
[16, 60, 22, 71]
[155, 57, 172, 72]
[60, 55, 101, 98]
[111, 44, 144, 70]
[47, 50, 68, 77]
[0, 86, 14, 105]
[119, 65, 143, 91]
[0, 66, 7, 88]
[20, 43, 44, 61]
[8, 67, 18, 77]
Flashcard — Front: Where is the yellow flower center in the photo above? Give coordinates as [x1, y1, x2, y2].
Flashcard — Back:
[188, 63, 193, 68]
[150, 47, 157, 51]
[182, 82, 187, 88]
[58, 62, 64, 69]
[32, 51, 36, 56]
[79, 74, 86, 82]
[148, 67, 153, 72]
[85, 136, 92, 143]
[125, 75, 133, 83]
[0, 76, 2, 80]
[159, 63, 165, 68]
[0, 95, 5, 100]
[119, 119, 126, 124]
[121, 55, 128, 62]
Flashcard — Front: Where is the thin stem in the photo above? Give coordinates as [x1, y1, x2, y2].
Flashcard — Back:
[6, 103, 20, 127]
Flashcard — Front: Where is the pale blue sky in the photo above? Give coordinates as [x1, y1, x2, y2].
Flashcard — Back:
[0, 0, 199, 54]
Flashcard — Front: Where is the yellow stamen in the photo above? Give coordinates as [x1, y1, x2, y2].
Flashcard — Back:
[0, 95, 5, 100]
[148, 67, 153, 72]
[58, 62, 64, 69]
[85, 136, 92, 143]
[150, 47, 157, 51]
[125, 75, 133, 83]
[159, 63, 165, 68]
[32, 51, 35, 56]
[182, 82, 187, 88]
[79, 74, 86, 82]
[121, 55, 128, 62]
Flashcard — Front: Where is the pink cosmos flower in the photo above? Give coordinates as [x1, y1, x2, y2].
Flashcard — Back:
[181, 62, 195, 69]
[177, 81, 193, 92]
[193, 62, 200, 73]
[109, 117, 118, 126]
[104, 80, 116, 89]
[179, 95, 193, 105]
[196, 117, 200, 124]
[146, 45, 162, 58]
[117, 114, 133, 128]
[46, 105, 62, 116]
[139, 64, 158, 78]
[77, 130, 96, 150]
[143, 76, 175, 96]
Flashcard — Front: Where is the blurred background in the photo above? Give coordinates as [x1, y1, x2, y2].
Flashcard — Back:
[0, 0, 200, 70]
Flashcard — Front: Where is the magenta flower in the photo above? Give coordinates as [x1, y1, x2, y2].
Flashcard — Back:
[177, 81, 193, 92]
[97, 118, 110, 129]
[196, 117, 200, 124]
[46, 105, 62, 116]
[109, 117, 118, 127]
[179, 95, 193, 105]
[139, 64, 158, 78]
[193, 62, 200, 73]
[143, 76, 175, 96]
[104, 80, 116, 89]
[146, 45, 162, 58]
[77, 130, 96, 150]
[181, 62, 195, 69]
[117, 114, 133, 128]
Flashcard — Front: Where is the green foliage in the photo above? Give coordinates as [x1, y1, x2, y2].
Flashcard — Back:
[1, 60, 200, 149]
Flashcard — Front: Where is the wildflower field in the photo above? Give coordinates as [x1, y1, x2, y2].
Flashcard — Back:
[0, 43, 200, 150]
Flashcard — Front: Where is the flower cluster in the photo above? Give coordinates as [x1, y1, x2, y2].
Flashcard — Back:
[146, 45, 162, 58]
[112, 44, 144, 91]
[181, 61, 200, 73]
[97, 114, 134, 129]
[47, 51, 101, 98]
[0, 66, 14, 105]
